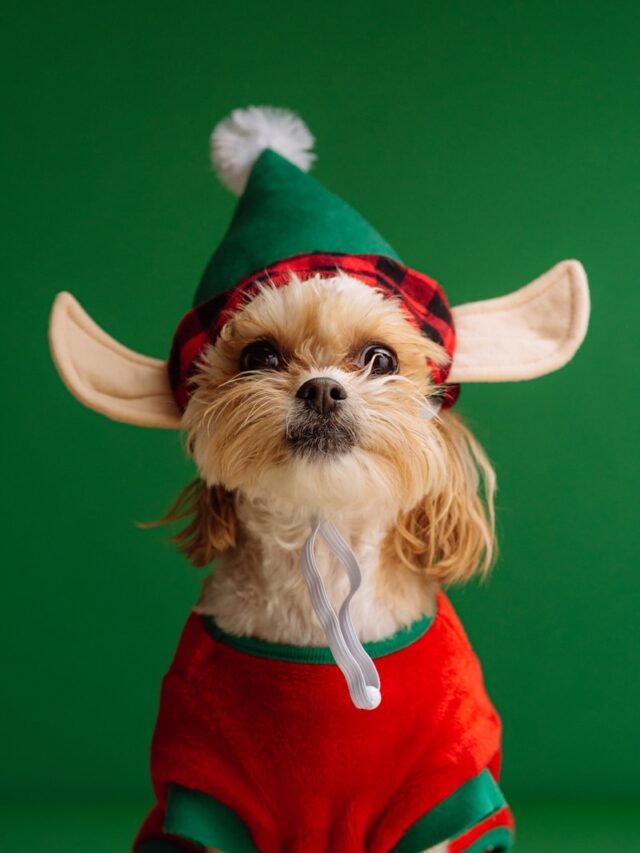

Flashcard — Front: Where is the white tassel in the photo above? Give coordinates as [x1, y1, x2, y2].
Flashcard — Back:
[210, 106, 315, 195]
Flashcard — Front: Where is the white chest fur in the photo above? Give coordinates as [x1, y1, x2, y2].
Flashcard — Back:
[194, 491, 435, 646]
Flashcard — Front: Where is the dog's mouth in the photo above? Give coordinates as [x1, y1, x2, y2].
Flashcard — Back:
[286, 411, 359, 458]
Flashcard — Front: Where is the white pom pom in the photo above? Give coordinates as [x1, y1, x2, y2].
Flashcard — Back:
[210, 106, 316, 195]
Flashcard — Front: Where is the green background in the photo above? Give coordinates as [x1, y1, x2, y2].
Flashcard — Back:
[2, 0, 639, 849]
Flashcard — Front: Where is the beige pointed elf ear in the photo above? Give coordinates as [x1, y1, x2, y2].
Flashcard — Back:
[449, 259, 589, 383]
[49, 292, 182, 428]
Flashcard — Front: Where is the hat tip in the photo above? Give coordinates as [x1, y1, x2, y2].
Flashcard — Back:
[210, 105, 316, 195]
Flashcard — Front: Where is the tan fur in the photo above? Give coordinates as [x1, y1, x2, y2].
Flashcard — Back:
[144, 480, 237, 567]
[154, 273, 496, 646]
[193, 491, 437, 644]
[383, 412, 496, 586]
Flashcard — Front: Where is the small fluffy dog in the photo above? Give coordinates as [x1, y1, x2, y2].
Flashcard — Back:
[158, 272, 495, 853]
[49, 106, 589, 853]
[169, 272, 494, 645]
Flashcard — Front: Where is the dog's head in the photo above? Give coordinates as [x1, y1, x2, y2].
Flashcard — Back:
[175, 272, 496, 583]
[48, 107, 590, 598]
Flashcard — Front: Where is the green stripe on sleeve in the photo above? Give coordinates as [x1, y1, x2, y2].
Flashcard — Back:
[464, 826, 513, 853]
[395, 769, 508, 852]
[163, 785, 258, 852]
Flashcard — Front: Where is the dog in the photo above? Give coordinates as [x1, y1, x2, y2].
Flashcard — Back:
[48, 105, 589, 852]
[163, 271, 495, 853]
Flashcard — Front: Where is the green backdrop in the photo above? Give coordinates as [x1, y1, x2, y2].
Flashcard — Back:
[2, 0, 639, 834]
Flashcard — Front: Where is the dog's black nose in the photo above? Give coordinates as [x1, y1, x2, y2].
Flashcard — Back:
[296, 378, 347, 415]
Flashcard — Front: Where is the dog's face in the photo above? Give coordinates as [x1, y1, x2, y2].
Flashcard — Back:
[184, 273, 451, 519]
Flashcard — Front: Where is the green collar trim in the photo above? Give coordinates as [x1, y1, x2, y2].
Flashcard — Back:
[203, 605, 436, 664]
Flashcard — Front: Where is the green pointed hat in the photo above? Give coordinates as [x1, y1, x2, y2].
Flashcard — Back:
[194, 106, 401, 306]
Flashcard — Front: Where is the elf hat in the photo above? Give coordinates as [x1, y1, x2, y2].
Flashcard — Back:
[49, 106, 590, 428]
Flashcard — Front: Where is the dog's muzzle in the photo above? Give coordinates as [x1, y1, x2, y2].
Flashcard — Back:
[287, 377, 358, 457]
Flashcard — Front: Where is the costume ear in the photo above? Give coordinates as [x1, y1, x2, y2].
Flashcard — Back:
[449, 260, 589, 383]
[49, 292, 182, 428]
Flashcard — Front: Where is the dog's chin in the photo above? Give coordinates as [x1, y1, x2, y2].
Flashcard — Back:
[286, 419, 358, 460]
[241, 445, 407, 521]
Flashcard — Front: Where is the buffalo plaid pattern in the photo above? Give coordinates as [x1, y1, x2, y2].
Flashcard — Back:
[168, 252, 460, 411]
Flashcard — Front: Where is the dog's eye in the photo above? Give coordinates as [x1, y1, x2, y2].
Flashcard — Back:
[240, 341, 283, 372]
[359, 344, 399, 376]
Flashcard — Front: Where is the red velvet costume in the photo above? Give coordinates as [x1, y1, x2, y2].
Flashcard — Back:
[134, 591, 513, 852]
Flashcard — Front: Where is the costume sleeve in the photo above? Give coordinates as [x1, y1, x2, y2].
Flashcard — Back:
[133, 804, 202, 853]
